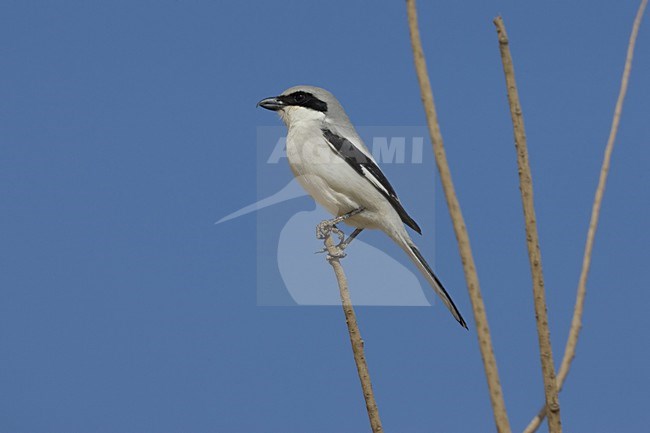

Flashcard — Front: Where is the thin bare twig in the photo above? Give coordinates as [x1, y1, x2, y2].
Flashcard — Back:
[523, 1, 648, 432]
[405, 1, 512, 432]
[493, 16, 563, 433]
[322, 233, 383, 433]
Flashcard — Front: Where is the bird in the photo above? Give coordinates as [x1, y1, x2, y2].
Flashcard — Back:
[257, 85, 467, 329]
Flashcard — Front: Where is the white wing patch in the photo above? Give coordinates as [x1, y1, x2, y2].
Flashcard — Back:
[325, 140, 339, 155]
[321, 126, 422, 234]
[361, 165, 389, 196]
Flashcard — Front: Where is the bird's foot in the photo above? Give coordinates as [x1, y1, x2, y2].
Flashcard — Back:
[315, 228, 363, 254]
[316, 221, 345, 242]
[316, 222, 346, 260]
[316, 208, 365, 260]
[315, 247, 347, 259]
[326, 249, 347, 261]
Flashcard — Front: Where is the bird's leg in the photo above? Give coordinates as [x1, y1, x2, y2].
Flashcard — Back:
[316, 208, 364, 259]
[316, 207, 364, 240]
[338, 228, 364, 250]
[316, 223, 345, 244]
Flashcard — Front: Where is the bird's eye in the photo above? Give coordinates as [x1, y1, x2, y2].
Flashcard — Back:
[294, 93, 306, 103]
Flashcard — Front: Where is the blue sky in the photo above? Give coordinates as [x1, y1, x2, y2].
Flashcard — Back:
[1, 1, 648, 432]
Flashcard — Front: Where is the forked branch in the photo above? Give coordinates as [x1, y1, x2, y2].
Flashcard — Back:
[523, 1, 648, 432]
[406, 1, 512, 432]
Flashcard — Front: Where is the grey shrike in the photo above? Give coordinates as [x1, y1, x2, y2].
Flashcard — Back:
[258, 85, 467, 329]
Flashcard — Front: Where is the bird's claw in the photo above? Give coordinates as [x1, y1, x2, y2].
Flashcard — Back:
[316, 219, 349, 260]
[315, 237, 352, 255]
[315, 245, 347, 260]
[326, 249, 347, 260]
[316, 221, 344, 242]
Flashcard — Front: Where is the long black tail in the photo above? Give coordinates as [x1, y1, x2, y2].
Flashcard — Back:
[407, 244, 468, 329]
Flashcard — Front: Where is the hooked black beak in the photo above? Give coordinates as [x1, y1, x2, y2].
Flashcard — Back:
[257, 96, 285, 111]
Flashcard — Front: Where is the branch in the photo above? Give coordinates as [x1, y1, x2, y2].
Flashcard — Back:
[322, 232, 383, 433]
[523, 1, 648, 432]
[493, 16, 563, 433]
[405, 1, 512, 432]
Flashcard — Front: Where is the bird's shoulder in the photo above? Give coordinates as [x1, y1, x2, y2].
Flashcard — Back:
[321, 122, 373, 160]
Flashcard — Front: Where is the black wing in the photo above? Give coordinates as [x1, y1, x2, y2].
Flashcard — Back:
[321, 128, 421, 234]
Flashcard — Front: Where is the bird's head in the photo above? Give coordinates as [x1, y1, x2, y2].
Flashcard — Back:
[257, 85, 347, 128]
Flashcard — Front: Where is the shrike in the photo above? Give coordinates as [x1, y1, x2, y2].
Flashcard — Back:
[258, 85, 467, 329]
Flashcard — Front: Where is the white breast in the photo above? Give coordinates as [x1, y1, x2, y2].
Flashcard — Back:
[284, 121, 394, 233]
